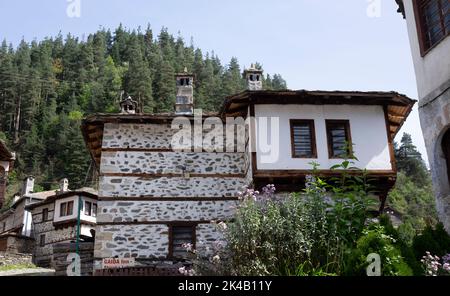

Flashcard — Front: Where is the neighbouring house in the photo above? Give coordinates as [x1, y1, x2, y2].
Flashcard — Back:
[0, 177, 51, 253]
[26, 179, 98, 268]
[0, 140, 15, 209]
[81, 65, 415, 271]
[396, 0, 450, 231]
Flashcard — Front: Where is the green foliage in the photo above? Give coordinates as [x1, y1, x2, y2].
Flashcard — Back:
[0, 25, 286, 204]
[344, 225, 413, 276]
[203, 160, 373, 276]
[389, 133, 437, 234]
[413, 223, 450, 259]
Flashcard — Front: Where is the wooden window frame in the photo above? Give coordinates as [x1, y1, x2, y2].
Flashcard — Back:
[67, 201, 74, 216]
[326, 120, 353, 159]
[413, 0, 449, 56]
[60, 203, 67, 217]
[84, 201, 92, 216]
[42, 208, 48, 221]
[290, 119, 318, 159]
[168, 223, 197, 259]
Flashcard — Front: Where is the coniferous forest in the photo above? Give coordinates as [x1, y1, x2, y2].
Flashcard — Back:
[0, 25, 287, 200]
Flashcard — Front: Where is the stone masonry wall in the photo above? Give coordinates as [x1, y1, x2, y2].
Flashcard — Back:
[419, 83, 450, 232]
[95, 122, 249, 269]
[97, 200, 238, 223]
[99, 176, 246, 198]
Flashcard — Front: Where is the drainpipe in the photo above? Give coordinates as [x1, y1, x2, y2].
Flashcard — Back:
[76, 196, 82, 255]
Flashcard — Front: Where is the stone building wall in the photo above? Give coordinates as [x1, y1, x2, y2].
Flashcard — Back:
[94, 122, 249, 270]
[31, 202, 96, 268]
[419, 81, 450, 232]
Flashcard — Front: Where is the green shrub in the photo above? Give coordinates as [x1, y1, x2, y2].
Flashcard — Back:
[344, 225, 413, 276]
[413, 223, 450, 259]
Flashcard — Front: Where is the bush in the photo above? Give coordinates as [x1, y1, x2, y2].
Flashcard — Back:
[344, 225, 413, 276]
[413, 223, 450, 260]
[189, 160, 374, 276]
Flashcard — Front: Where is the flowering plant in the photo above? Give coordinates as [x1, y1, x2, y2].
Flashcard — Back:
[421, 252, 450, 276]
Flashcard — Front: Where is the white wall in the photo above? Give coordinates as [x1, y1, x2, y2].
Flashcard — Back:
[0, 161, 9, 172]
[403, 1, 450, 99]
[54, 196, 97, 224]
[254, 104, 392, 171]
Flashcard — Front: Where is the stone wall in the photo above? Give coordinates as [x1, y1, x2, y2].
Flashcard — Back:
[95, 122, 249, 270]
[100, 176, 246, 198]
[419, 81, 450, 232]
[97, 200, 238, 223]
[52, 242, 94, 276]
[101, 151, 245, 175]
[0, 252, 32, 266]
[0, 235, 34, 254]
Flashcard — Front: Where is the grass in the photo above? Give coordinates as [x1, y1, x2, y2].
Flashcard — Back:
[0, 263, 36, 272]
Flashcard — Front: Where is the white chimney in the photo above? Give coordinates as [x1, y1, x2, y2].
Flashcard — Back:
[13, 194, 21, 203]
[21, 176, 35, 196]
[243, 64, 263, 91]
[175, 68, 195, 115]
[59, 178, 69, 193]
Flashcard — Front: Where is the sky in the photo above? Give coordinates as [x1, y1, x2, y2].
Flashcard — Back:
[0, 0, 428, 164]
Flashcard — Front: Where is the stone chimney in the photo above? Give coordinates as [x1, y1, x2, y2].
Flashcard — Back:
[243, 64, 263, 91]
[58, 178, 69, 194]
[175, 68, 194, 115]
[120, 95, 138, 114]
[21, 176, 34, 196]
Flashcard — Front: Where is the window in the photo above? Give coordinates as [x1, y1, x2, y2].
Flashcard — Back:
[414, 0, 449, 55]
[42, 208, 48, 221]
[60, 201, 74, 217]
[92, 204, 97, 218]
[39, 234, 45, 247]
[2, 222, 5, 232]
[67, 201, 74, 216]
[326, 120, 352, 159]
[170, 225, 196, 258]
[290, 120, 317, 158]
[84, 201, 92, 216]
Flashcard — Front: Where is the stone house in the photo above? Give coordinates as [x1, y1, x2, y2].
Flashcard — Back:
[0, 140, 14, 209]
[0, 177, 51, 253]
[26, 181, 98, 268]
[81, 65, 415, 271]
[396, 0, 450, 231]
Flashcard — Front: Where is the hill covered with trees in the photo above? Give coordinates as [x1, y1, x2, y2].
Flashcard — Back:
[0, 24, 287, 203]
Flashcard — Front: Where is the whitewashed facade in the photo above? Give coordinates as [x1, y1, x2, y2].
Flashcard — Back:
[397, 0, 450, 231]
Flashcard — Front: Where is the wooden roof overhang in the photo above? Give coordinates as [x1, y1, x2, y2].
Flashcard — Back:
[220, 90, 416, 139]
[25, 190, 98, 211]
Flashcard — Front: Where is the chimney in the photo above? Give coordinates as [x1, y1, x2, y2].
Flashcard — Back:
[175, 68, 194, 115]
[13, 194, 20, 204]
[120, 95, 138, 114]
[58, 178, 69, 194]
[21, 176, 35, 196]
[243, 64, 263, 91]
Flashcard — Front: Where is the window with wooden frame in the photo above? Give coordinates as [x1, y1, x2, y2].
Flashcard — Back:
[84, 201, 92, 216]
[39, 234, 45, 247]
[92, 203, 97, 218]
[413, 0, 449, 55]
[169, 225, 196, 259]
[290, 120, 317, 158]
[326, 120, 353, 159]
[42, 208, 48, 221]
[59, 201, 74, 217]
